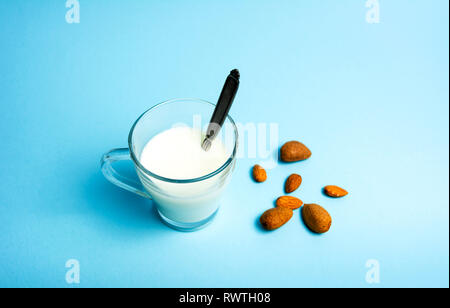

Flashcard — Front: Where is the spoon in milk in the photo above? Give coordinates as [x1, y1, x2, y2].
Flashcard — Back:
[202, 69, 240, 151]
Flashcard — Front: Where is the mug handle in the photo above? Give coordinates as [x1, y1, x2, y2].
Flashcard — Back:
[100, 148, 151, 199]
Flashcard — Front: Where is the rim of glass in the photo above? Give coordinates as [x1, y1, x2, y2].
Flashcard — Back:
[128, 98, 239, 184]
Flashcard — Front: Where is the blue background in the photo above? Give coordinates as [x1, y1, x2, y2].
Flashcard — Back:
[0, 0, 448, 288]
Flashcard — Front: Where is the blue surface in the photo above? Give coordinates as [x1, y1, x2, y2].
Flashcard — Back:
[0, 0, 448, 288]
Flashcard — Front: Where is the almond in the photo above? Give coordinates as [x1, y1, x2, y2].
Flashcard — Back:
[276, 196, 303, 210]
[285, 174, 302, 193]
[324, 185, 348, 198]
[252, 164, 267, 183]
[260, 207, 293, 230]
[301, 203, 332, 234]
[280, 141, 311, 162]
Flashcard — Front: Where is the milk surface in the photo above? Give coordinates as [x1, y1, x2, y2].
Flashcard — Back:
[137, 126, 234, 224]
[140, 126, 229, 179]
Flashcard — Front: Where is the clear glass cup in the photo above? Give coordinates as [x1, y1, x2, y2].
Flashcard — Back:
[101, 98, 238, 232]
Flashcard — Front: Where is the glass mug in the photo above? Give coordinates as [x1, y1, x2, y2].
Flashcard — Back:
[101, 98, 238, 232]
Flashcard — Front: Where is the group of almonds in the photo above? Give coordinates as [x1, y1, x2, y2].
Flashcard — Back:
[252, 141, 348, 234]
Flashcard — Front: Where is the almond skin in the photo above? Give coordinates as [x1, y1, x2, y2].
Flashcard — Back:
[252, 165, 267, 183]
[301, 204, 332, 234]
[260, 207, 293, 230]
[280, 141, 311, 162]
[276, 196, 303, 210]
[324, 185, 348, 198]
[285, 174, 302, 193]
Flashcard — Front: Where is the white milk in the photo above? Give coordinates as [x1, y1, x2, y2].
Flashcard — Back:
[137, 126, 234, 223]
[140, 126, 228, 180]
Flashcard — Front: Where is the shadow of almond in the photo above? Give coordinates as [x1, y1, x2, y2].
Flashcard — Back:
[254, 214, 271, 233]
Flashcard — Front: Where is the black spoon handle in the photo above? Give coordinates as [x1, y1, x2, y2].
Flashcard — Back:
[202, 69, 240, 151]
